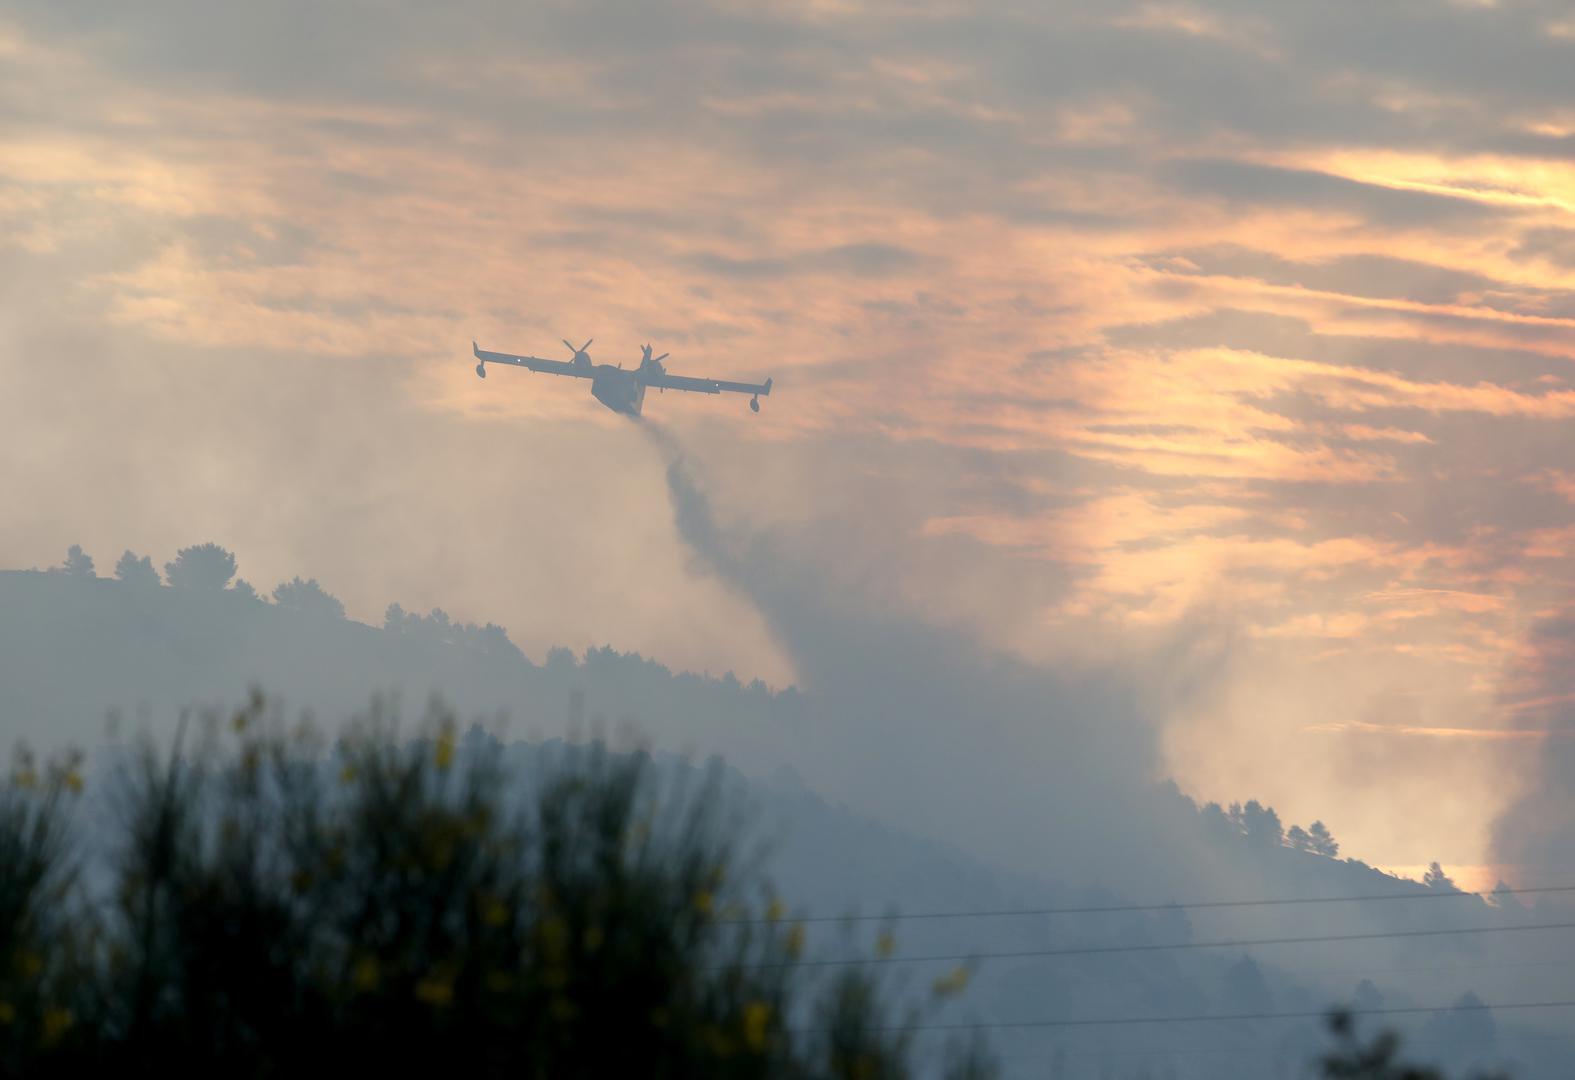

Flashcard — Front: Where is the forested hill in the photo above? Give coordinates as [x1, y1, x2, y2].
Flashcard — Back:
[0, 565, 801, 754]
[8, 561, 1575, 1076]
[2, 559, 1025, 936]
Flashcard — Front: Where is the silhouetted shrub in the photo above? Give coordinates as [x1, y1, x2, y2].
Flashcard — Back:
[0, 695, 995, 1080]
[1320, 1009, 1508, 1079]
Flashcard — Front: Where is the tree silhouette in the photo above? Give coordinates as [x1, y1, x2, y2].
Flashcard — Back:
[164, 543, 237, 590]
[1422, 862, 1456, 891]
[1418, 991, 1496, 1060]
[1223, 954, 1273, 1013]
[231, 579, 260, 602]
[1320, 1009, 1508, 1079]
[57, 545, 94, 578]
[385, 603, 524, 661]
[1198, 800, 1235, 842]
[114, 551, 160, 589]
[271, 576, 345, 619]
[1240, 799, 1284, 850]
[1289, 820, 1340, 857]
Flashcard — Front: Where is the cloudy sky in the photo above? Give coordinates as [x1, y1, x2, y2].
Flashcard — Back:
[4, 0, 1575, 880]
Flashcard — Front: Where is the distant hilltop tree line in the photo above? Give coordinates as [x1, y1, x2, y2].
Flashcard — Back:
[48, 543, 513, 651]
[51, 543, 1462, 890]
[54, 541, 342, 616]
[47, 544, 795, 692]
[1198, 796, 1341, 858]
[1192, 794, 1465, 892]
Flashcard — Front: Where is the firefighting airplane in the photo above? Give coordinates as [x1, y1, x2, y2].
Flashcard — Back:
[472, 338, 773, 417]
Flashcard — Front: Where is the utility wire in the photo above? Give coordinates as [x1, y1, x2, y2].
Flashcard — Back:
[775, 918, 1575, 969]
[800, 997, 1575, 1035]
[729, 882, 1575, 926]
[986, 1027, 1575, 1067]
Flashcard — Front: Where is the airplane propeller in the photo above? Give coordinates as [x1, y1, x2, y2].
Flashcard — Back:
[563, 337, 593, 361]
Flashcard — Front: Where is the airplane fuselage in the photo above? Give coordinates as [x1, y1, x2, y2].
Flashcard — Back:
[589, 365, 648, 417]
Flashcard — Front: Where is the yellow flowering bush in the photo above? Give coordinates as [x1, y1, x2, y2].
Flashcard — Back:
[0, 694, 995, 1080]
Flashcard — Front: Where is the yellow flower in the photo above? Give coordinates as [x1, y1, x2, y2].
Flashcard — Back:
[434, 730, 456, 770]
[63, 770, 83, 794]
[784, 924, 805, 960]
[352, 957, 380, 992]
[932, 965, 970, 998]
[540, 916, 569, 975]
[42, 1007, 73, 1046]
[339, 763, 358, 785]
[704, 1026, 734, 1058]
[693, 890, 714, 915]
[876, 930, 896, 959]
[765, 897, 785, 924]
[742, 1000, 771, 1051]
[414, 975, 454, 1007]
[482, 896, 510, 927]
[13, 768, 37, 791]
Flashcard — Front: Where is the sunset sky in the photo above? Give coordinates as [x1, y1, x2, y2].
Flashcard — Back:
[5, 0, 1575, 881]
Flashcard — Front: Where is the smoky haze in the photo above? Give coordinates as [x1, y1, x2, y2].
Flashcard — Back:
[645, 417, 1197, 890]
[9, 0, 1575, 1073]
[7, 439, 1572, 1078]
[1491, 612, 1575, 884]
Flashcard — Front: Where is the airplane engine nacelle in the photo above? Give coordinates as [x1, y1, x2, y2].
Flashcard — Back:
[475, 362, 486, 379]
[750, 396, 760, 413]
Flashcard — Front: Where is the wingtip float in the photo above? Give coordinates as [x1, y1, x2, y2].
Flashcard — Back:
[472, 338, 773, 418]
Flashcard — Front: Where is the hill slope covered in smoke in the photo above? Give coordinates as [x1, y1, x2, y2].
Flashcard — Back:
[6, 560, 1574, 1078]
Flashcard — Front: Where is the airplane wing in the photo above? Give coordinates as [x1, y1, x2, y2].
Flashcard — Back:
[473, 342, 589, 378]
[647, 371, 773, 397]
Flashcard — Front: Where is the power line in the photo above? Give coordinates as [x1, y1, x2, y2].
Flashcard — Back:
[986, 1026, 1575, 1068]
[803, 997, 1575, 1035]
[730, 882, 1575, 926]
[777, 918, 1575, 969]
[1269, 950, 1575, 980]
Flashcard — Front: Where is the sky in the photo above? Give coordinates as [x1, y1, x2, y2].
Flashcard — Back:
[3, 0, 1575, 880]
